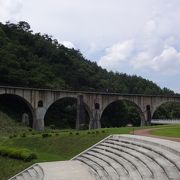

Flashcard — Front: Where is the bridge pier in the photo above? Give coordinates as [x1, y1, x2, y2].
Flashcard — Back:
[89, 109, 101, 129]
[76, 95, 86, 130]
[141, 105, 152, 126]
[33, 107, 45, 131]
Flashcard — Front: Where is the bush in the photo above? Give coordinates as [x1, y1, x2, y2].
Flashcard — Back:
[13, 134, 17, 138]
[101, 130, 105, 133]
[49, 124, 56, 129]
[9, 135, 13, 139]
[42, 133, 51, 138]
[21, 133, 26, 138]
[75, 132, 79, 135]
[0, 146, 37, 161]
[87, 131, 91, 134]
[69, 132, 73, 135]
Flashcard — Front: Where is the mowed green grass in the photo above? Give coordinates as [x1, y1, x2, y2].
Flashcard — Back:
[151, 124, 180, 138]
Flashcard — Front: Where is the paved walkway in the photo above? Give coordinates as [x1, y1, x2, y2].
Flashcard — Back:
[132, 128, 180, 142]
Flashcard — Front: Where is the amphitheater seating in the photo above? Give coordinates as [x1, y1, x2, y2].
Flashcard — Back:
[10, 135, 180, 180]
[10, 164, 44, 180]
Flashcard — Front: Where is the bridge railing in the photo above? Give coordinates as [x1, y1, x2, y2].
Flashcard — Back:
[151, 119, 180, 124]
[0, 85, 180, 97]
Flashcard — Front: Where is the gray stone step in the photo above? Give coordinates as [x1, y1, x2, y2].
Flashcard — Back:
[33, 165, 44, 179]
[21, 171, 31, 179]
[107, 139, 174, 167]
[27, 168, 38, 178]
[76, 156, 109, 180]
[109, 137, 180, 169]
[91, 147, 152, 179]
[15, 175, 24, 180]
[75, 157, 101, 180]
[89, 149, 129, 177]
[97, 143, 169, 180]
[81, 153, 119, 180]
[105, 139, 180, 179]
[111, 135, 180, 156]
[87, 150, 123, 179]
[10, 164, 44, 180]
[94, 146, 155, 180]
[90, 146, 143, 180]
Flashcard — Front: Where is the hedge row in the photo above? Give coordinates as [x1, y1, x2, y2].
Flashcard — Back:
[0, 146, 37, 161]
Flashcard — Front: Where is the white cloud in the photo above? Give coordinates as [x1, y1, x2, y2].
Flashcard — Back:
[0, 0, 23, 22]
[98, 1, 180, 78]
[60, 41, 76, 49]
[98, 40, 134, 71]
[144, 20, 157, 37]
[132, 47, 180, 74]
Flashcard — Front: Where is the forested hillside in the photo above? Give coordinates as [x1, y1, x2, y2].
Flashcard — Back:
[0, 21, 174, 95]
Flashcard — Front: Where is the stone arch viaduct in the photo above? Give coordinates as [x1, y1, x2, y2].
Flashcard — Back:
[0, 86, 180, 130]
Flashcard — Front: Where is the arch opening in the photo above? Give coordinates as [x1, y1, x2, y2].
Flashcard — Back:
[152, 102, 180, 120]
[38, 100, 43, 107]
[95, 103, 100, 110]
[146, 105, 151, 123]
[44, 97, 90, 129]
[0, 94, 33, 127]
[101, 100, 143, 128]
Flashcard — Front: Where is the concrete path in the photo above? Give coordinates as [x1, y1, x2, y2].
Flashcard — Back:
[39, 161, 96, 180]
[132, 128, 180, 142]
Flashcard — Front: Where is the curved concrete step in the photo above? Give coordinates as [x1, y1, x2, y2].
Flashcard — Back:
[27, 167, 39, 178]
[86, 150, 122, 179]
[95, 145, 159, 179]
[33, 164, 44, 179]
[81, 153, 118, 180]
[85, 147, 144, 180]
[88, 149, 145, 180]
[109, 137, 180, 169]
[76, 156, 108, 180]
[14, 175, 24, 180]
[9, 164, 44, 180]
[111, 135, 180, 156]
[105, 139, 180, 179]
[89, 149, 129, 177]
[21, 171, 31, 179]
[97, 143, 169, 180]
[91, 147, 152, 179]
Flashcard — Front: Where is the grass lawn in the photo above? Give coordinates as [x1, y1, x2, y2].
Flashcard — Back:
[151, 124, 180, 138]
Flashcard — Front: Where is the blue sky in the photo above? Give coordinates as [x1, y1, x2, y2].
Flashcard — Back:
[0, 0, 180, 93]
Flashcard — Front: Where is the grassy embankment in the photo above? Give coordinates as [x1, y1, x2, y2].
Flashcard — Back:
[0, 111, 137, 179]
[0, 128, 134, 179]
